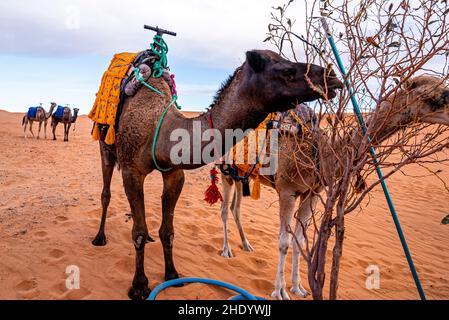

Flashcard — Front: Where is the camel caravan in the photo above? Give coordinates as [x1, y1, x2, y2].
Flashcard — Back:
[22, 103, 79, 141]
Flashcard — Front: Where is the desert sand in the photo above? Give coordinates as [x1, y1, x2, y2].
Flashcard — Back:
[0, 109, 448, 300]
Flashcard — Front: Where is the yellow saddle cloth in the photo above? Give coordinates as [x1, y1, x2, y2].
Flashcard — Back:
[88, 52, 138, 145]
[230, 114, 274, 200]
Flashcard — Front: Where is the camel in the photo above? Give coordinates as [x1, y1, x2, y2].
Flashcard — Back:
[219, 75, 449, 300]
[22, 102, 57, 139]
[90, 49, 343, 300]
[51, 107, 79, 142]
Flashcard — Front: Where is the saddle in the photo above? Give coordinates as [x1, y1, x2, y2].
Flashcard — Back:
[27, 107, 38, 118]
[53, 106, 66, 119]
[224, 104, 317, 200]
[89, 48, 177, 145]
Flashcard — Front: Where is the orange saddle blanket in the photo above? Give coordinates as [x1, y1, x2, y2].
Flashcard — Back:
[88, 52, 138, 145]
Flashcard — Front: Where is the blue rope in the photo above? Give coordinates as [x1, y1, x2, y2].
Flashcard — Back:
[148, 277, 265, 300]
[321, 17, 426, 300]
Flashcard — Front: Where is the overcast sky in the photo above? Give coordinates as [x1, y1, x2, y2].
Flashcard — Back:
[0, 0, 307, 114]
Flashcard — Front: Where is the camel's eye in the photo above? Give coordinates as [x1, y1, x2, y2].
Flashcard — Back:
[281, 68, 296, 80]
[409, 81, 417, 89]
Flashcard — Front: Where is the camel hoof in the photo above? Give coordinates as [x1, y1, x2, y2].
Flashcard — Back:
[165, 273, 184, 287]
[242, 242, 254, 252]
[53, 138, 56, 141]
[92, 233, 107, 246]
[146, 234, 155, 243]
[290, 286, 310, 298]
[271, 289, 291, 300]
[221, 247, 233, 258]
[128, 286, 151, 300]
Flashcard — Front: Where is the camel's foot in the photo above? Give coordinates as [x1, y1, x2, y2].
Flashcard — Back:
[146, 234, 155, 243]
[36, 136, 40, 140]
[128, 284, 151, 301]
[92, 233, 107, 246]
[242, 240, 254, 252]
[290, 285, 309, 298]
[221, 246, 233, 258]
[165, 271, 184, 287]
[271, 288, 291, 300]
[64, 139, 68, 142]
[53, 137, 56, 141]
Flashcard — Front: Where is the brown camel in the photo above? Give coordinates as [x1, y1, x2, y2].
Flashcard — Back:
[220, 75, 449, 299]
[51, 107, 79, 142]
[22, 102, 56, 139]
[90, 50, 343, 300]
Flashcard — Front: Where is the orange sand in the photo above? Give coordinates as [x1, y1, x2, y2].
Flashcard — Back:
[0, 109, 448, 300]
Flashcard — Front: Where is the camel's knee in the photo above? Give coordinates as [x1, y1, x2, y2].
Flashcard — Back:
[159, 226, 174, 248]
[220, 203, 229, 222]
[101, 188, 111, 204]
[132, 229, 148, 250]
[278, 233, 291, 255]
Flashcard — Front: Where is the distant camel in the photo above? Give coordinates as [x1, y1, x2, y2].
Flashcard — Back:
[90, 50, 343, 300]
[51, 106, 79, 142]
[220, 75, 449, 300]
[22, 102, 56, 139]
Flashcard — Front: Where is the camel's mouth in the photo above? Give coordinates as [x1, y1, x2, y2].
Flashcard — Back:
[317, 77, 343, 100]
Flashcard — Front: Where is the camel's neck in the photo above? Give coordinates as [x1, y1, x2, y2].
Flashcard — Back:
[164, 71, 270, 169]
[71, 112, 78, 123]
[353, 100, 410, 148]
[46, 107, 55, 119]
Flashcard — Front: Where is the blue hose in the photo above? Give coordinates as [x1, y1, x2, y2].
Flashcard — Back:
[148, 277, 265, 300]
[321, 17, 426, 300]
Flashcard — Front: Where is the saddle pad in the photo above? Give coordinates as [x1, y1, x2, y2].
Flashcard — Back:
[27, 107, 38, 118]
[54, 106, 65, 118]
[229, 113, 274, 200]
[88, 52, 139, 145]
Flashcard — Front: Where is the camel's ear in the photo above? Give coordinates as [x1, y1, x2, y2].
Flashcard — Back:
[246, 51, 268, 73]
[403, 78, 416, 90]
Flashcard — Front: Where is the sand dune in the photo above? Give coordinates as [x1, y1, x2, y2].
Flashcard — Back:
[0, 109, 448, 300]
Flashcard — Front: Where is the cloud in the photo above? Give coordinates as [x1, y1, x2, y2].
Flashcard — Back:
[0, 0, 307, 68]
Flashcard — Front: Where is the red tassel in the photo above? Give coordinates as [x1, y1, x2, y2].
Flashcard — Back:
[204, 167, 223, 205]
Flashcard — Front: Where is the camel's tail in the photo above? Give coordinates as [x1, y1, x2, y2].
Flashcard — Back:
[22, 115, 26, 126]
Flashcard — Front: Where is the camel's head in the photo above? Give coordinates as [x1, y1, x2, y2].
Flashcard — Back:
[244, 50, 343, 112]
[400, 75, 449, 126]
[73, 108, 80, 114]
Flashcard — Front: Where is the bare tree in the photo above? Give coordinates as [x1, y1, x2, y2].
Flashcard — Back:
[267, 0, 449, 299]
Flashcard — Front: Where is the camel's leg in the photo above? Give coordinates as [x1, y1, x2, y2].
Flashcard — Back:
[220, 175, 234, 258]
[23, 118, 28, 139]
[66, 123, 72, 142]
[37, 121, 42, 140]
[44, 119, 47, 140]
[52, 121, 57, 140]
[160, 169, 184, 282]
[64, 123, 68, 142]
[92, 142, 116, 246]
[290, 193, 317, 298]
[271, 191, 296, 300]
[29, 120, 35, 138]
[231, 181, 253, 252]
[122, 166, 150, 300]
